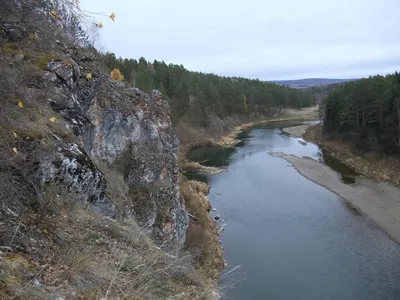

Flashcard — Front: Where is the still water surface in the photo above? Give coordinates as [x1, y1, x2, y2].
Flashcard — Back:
[187, 122, 400, 300]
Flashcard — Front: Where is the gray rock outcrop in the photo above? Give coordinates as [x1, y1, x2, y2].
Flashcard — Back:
[41, 57, 188, 247]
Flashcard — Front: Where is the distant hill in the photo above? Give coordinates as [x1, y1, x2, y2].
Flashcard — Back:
[269, 78, 357, 89]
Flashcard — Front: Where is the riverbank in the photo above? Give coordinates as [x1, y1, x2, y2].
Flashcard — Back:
[194, 124, 400, 299]
[281, 124, 311, 138]
[178, 106, 319, 156]
[273, 153, 400, 243]
[180, 106, 319, 172]
[303, 125, 400, 186]
[179, 107, 318, 279]
[280, 123, 400, 243]
[180, 178, 225, 279]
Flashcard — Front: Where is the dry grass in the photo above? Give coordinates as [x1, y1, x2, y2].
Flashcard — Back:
[180, 178, 224, 280]
[32, 53, 65, 70]
[304, 124, 400, 186]
[175, 114, 245, 155]
[2, 42, 23, 55]
[180, 161, 223, 176]
[0, 191, 218, 299]
[0, 132, 219, 299]
[181, 180, 212, 221]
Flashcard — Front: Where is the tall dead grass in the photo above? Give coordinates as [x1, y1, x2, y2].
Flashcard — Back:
[0, 190, 219, 299]
[180, 179, 224, 280]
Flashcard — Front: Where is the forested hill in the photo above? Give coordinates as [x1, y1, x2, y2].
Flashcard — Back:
[322, 72, 400, 152]
[101, 53, 315, 126]
[270, 78, 356, 89]
[308, 83, 346, 105]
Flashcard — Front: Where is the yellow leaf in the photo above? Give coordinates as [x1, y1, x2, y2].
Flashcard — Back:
[43, 229, 48, 234]
[86, 73, 92, 80]
[12, 147, 18, 154]
[109, 13, 116, 22]
[98, 23, 103, 28]
[13, 132, 17, 138]
[17, 101, 23, 108]
[49, 117, 56, 122]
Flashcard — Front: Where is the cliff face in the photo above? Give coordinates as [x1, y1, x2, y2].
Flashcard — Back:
[38, 55, 188, 247]
[0, 13, 188, 249]
[0, 8, 222, 297]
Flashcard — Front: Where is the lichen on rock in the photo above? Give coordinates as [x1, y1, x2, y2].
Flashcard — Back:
[42, 57, 188, 247]
[40, 142, 117, 217]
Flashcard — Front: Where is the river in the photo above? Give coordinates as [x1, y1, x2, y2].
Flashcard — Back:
[187, 122, 400, 300]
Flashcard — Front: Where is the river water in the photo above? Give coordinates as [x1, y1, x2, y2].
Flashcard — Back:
[187, 122, 400, 300]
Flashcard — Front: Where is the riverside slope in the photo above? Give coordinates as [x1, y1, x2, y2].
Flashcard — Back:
[280, 126, 400, 243]
[0, 10, 222, 298]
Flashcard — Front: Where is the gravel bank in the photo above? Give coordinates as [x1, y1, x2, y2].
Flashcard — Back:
[282, 125, 310, 138]
[275, 153, 400, 243]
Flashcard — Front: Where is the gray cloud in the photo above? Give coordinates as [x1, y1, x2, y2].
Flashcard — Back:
[82, 0, 400, 79]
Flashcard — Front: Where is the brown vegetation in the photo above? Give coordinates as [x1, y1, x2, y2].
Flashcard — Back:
[177, 106, 319, 155]
[0, 191, 216, 299]
[110, 68, 124, 82]
[304, 124, 400, 186]
[180, 178, 224, 280]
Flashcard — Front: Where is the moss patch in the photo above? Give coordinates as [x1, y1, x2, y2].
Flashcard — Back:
[2, 42, 22, 55]
[32, 53, 62, 69]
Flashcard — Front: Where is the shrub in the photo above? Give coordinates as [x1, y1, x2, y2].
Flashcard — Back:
[110, 68, 124, 82]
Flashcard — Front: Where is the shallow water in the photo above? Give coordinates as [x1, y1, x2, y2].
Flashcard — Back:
[187, 122, 400, 300]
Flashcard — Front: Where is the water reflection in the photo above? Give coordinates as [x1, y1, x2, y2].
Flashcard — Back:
[187, 122, 357, 185]
[187, 146, 236, 167]
[188, 122, 400, 300]
[318, 149, 357, 184]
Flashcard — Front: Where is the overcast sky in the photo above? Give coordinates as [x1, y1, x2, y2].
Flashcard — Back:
[82, 0, 400, 80]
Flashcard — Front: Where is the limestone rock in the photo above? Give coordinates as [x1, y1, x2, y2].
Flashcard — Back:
[40, 143, 117, 217]
[42, 57, 188, 247]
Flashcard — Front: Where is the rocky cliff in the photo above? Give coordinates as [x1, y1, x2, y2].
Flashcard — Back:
[39, 55, 188, 247]
[0, 4, 223, 298]
[0, 16, 189, 249]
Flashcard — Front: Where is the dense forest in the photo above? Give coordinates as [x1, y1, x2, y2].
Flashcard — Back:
[308, 83, 346, 105]
[100, 53, 315, 126]
[322, 72, 400, 152]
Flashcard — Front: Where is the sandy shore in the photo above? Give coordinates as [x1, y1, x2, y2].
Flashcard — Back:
[281, 125, 310, 138]
[274, 152, 400, 243]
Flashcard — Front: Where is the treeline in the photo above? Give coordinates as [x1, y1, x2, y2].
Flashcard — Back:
[101, 53, 315, 126]
[308, 83, 345, 105]
[6, 0, 315, 127]
[322, 72, 400, 152]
